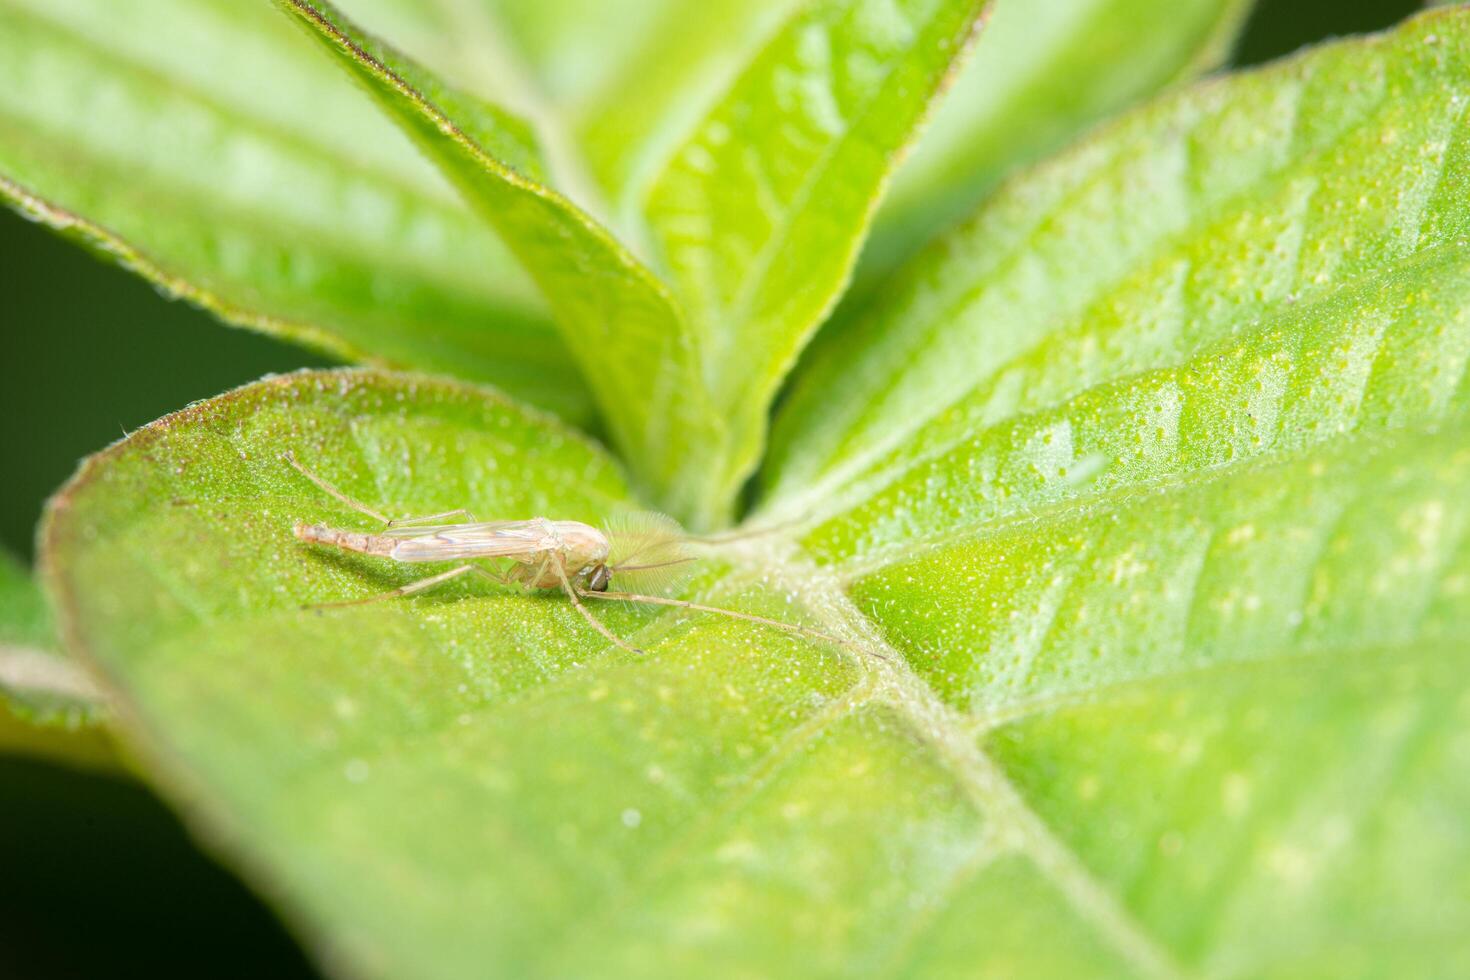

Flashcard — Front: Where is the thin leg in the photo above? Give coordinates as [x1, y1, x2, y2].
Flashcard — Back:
[554, 559, 644, 655]
[471, 564, 513, 586]
[283, 451, 392, 524]
[520, 554, 552, 594]
[384, 509, 477, 529]
[310, 564, 479, 610]
[583, 590, 879, 658]
[284, 452, 476, 527]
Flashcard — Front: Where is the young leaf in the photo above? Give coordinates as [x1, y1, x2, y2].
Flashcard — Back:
[0, 549, 101, 727]
[275, 0, 721, 524]
[867, 0, 1256, 279]
[571, 0, 798, 207]
[345, 0, 801, 209]
[0, 550, 113, 773]
[44, 370, 1470, 977]
[764, 8, 1470, 512]
[642, 0, 993, 517]
[0, 0, 589, 420]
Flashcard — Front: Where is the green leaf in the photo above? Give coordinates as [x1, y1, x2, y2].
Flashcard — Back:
[341, 0, 800, 211]
[849, 424, 1470, 978]
[764, 7, 1470, 512]
[866, 0, 1256, 279]
[570, 0, 797, 207]
[0, 549, 101, 727]
[43, 370, 855, 976]
[1, 551, 113, 772]
[37, 9, 1470, 979]
[276, 0, 720, 524]
[0, 551, 52, 654]
[43, 383, 1470, 974]
[0, 0, 590, 421]
[642, 0, 993, 517]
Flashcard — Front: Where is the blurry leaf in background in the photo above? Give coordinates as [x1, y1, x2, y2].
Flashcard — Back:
[0, 549, 114, 768]
[764, 4, 1470, 511]
[277, 0, 715, 526]
[641, 0, 995, 520]
[864, 0, 1257, 281]
[0, 550, 54, 655]
[337, 0, 801, 225]
[0, 550, 99, 720]
[0, 0, 589, 421]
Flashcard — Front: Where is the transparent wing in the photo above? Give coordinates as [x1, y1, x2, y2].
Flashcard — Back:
[604, 511, 697, 595]
[386, 521, 546, 562]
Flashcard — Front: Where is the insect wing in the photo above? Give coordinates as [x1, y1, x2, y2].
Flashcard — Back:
[386, 521, 546, 561]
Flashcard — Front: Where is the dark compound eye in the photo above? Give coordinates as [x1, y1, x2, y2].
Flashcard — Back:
[587, 565, 611, 592]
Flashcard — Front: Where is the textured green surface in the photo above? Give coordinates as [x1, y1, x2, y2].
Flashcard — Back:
[865, 0, 1255, 279]
[765, 9, 1470, 513]
[283, 0, 989, 526]
[29, 6, 1470, 980]
[0, 0, 588, 421]
[279, 0, 714, 523]
[0, 551, 51, 655]
[0, 549, 100, 727]
[644, 0, 992, 512]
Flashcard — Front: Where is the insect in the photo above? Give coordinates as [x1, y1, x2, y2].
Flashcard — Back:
[283, 453, 846, 656]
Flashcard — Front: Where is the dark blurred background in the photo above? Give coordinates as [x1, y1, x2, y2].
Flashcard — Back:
[0, 1, 1426, 975]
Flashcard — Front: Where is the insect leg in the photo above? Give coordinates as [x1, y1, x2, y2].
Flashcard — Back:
[309, 563, 480, 609]
[383, 509, 478, 528]
[284, 453, 477, 527]
[553, 559, 645, 656]
[582, 590, 878, 658]
[283, 452, 392, 524]
[470, 563, 513, 586]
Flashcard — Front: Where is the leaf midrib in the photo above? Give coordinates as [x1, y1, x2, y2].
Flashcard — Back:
[723, 536, 1185, 978]
[799, 256, 1470, 573]
[703, 0, 982, 398]
[770, 51, 1446, 515]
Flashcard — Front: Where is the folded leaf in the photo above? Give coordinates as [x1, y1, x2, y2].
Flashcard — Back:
[643, 0, 993, 516]
[867, 0, 1256, 279]
[0, 549, 101, 727]
[0, 0, 589, 420]
[1, 550, 113, 772]
[277, 0, 725, 525]
[765, 8, 1470, 513]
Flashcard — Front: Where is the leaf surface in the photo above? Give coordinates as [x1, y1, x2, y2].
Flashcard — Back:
[1, 551, 113, 771]
[277, 0, 720, 523]
[765, 8, 1470, 512]
[643, 0, 993, 515]
[0, 0, 589, 420]
[866, 0, 1255, 278]
[0, 549, 100, 726]
[38, 8, 1470, 980]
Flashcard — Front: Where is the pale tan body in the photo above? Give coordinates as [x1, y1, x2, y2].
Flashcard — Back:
[294, 518, 611, 590]
[283, 454, 852, 657]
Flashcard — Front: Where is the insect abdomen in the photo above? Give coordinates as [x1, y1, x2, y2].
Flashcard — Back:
[293, 523, 396, 558]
